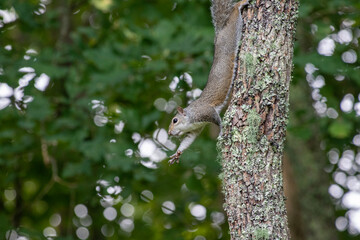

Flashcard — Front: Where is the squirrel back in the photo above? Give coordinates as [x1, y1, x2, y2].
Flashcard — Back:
[211, 0, 236, 34]
[199, 0, 248, 110]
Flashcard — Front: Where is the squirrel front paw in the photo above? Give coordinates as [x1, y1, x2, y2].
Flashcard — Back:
[168, 150, 182, 165]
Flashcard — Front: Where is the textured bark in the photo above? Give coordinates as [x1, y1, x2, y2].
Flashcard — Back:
[218, 0, 299, 239]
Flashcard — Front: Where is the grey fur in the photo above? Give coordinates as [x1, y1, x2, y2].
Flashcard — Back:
[168, 0, 248, 163]
[211, 0, 235, 34]
[186, 100, 221, 126]
[195, 0, 247, 125]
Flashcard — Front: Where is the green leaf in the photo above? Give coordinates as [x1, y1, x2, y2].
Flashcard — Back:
[0, 213, 11, 237]
[328, 120, 353, 139]
[289, 126, 314, 140]
[26, 95, 53, 121]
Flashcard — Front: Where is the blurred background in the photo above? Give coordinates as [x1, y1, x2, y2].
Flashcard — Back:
[0, 0, 359, 239]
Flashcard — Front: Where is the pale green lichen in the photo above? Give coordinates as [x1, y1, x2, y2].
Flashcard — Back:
[230, 144, 241, 157]
[254, 73, 272, 91]
[258, 47, 267, 57]
[242, 108, 262, 145]
[241, 104, 251, 112]
[231, 129, 242, 142]
[243, 53, 258, 77]
[259, 135, 269, 153]
[254, 227, 270, 240]
[270, 41, 277, 50]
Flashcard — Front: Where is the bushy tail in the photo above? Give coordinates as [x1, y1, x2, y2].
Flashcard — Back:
[210, 0, 234, 34]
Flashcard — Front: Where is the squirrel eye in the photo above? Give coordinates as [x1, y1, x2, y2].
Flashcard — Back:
[172, 118, 178, 124]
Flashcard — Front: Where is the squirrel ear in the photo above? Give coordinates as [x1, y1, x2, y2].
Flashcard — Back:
[177, 106, 185, 115]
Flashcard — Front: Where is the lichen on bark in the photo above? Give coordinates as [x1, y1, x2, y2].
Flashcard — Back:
[218, 0, 299, 239]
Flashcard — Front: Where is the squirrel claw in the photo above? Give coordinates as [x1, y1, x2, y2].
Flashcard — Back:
[168, 150, 182, 165]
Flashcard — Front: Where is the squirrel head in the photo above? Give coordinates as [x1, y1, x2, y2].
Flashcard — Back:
[168, 106, 189, 136]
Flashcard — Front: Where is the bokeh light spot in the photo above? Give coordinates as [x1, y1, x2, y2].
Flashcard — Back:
[103, 207, 117, 221]
[328, 184, 344, 199]
[76, 227, 89, 239]
[120, 203, 135, 217]
[119, 218, 134, 232]
[189, 203, 207, 221]
[74, 204, 88, 218]
[162, 201, 175, 215]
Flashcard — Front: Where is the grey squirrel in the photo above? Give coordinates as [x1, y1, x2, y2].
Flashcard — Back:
[168, 0, 249, 164]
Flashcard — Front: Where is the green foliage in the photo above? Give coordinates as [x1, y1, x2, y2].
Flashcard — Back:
[289, 0, 360, 238]
[328, 119, 354, 139]
[0, 0, 359, 239]
[0, 0, 224, 239]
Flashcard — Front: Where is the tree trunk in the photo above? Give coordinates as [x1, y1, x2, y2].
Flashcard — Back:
[218, 0, 299, 239]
